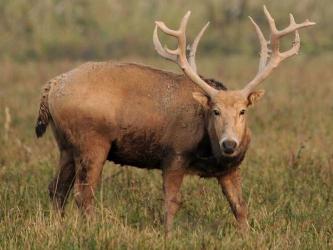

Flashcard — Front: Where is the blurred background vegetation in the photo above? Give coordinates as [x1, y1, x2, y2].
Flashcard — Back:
[0, 0, 329, 62]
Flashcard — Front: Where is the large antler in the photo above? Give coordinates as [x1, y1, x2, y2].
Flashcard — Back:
[153, 11, 218, 97]
[242, 6, 315, 95]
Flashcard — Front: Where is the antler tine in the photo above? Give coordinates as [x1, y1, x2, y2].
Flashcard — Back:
[153, 11, 190, 64]
[249, 17, 270, 73]
[154, 11, 190, 65]
[187, 22, 210, 73]
[154, 11, 218, 97]
[242, 5, 315, 95]
[280, 30, 300, 59]
[153, 26, 178, 62]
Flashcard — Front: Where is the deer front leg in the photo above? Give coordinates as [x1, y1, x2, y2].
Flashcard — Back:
[162, 156, 186, 237]
[217, 167, 249, 232]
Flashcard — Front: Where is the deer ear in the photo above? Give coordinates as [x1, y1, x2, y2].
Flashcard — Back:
[247, 89, 265, 107]
[192, 92, 210, 108]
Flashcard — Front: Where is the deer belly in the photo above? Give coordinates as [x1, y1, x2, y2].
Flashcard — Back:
[107, 132, 169, 169]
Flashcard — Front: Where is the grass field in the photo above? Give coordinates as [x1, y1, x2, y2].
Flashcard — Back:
[0, 54, 333, 249]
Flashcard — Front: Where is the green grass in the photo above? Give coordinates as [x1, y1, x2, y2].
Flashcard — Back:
[0, 54, 332, 249]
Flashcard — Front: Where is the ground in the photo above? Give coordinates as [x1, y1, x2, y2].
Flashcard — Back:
[0, 55, 332, 249]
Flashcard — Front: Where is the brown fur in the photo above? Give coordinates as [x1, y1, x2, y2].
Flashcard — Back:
[36, 61, 254, 234]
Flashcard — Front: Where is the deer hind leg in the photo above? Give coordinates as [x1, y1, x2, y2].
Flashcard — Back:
[73, 138, 110, 215]
[48, 148, 75, 215]
[217, 167, 249, 232]
[162, 155, 187, 237]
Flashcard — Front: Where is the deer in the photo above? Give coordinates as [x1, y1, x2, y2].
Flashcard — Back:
[35, 6, 314, 235]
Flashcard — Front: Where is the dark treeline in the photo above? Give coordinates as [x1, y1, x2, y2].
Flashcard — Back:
[0, 0, 329, 61]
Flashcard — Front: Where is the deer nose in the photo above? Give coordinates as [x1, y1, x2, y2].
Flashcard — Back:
[222, 140, 237, 154]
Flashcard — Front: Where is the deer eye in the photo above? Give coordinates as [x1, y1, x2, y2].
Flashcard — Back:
[213, 109, 221, 116]
[239, 109, 246, 116]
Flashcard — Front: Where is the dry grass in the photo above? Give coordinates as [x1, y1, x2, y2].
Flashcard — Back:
[0, 54, 332, 249]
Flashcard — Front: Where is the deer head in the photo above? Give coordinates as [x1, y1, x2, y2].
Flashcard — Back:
[153, 6, 315, 158]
